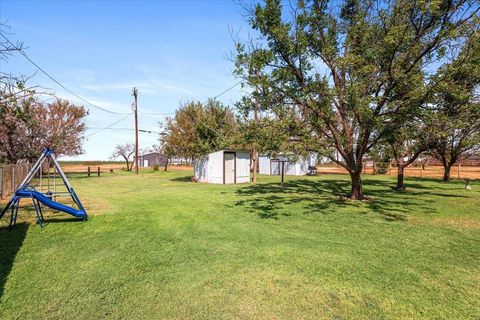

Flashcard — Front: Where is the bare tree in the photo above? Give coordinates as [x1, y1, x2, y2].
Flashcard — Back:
[111, 143, 135, 171]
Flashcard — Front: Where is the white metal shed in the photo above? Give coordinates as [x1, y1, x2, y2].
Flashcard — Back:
[258, 153, 317, 176]
[193, 150, 251, 184]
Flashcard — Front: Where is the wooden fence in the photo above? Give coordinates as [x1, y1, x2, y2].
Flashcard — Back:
[0, 164, 116, 199]
[0, 164, 33, 199]
[317, 161, 480, 180]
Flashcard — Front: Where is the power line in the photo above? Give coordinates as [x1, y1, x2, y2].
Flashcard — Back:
[135, 81, 242, 117]
[86, 113, 133, 137]
[137, 110, 175, 116]
[204, 80, 242, 103]
[0, 33, 131, 115]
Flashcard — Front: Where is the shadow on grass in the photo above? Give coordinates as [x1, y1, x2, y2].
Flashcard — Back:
[169, 175, 193, 182]
[234, 177, 457, 221]
[0, 222, 28, 300]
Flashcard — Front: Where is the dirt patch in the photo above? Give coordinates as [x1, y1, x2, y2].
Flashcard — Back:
[62, 163, 125, 173]
[167, 166, 193, 171]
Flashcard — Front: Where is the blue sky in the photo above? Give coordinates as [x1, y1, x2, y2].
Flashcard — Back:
[0, 0, 251, 160]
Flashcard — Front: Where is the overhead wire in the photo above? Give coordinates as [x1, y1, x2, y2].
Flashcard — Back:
[136, 81, 242, 117]
[2, 33, 244, 139]
[135, 80, 243, 137]
[86, 127, 160, 134]
[0, 33, 131, 115]
[86, 113, 133, 137]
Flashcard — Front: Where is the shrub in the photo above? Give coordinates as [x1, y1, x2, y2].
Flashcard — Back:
[152, 164, 159, 171]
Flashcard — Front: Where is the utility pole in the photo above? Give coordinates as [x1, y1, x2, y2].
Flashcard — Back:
[132, 87, 139, 174]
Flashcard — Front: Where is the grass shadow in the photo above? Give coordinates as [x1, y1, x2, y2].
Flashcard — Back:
[0, 222, 28, 300]
[235, 177, 446, 221]
[169, 175, 193, 182]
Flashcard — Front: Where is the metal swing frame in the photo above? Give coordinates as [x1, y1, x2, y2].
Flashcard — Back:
[0, 148, 87, 229]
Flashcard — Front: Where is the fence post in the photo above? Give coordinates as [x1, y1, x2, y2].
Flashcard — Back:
[0, 167, 3, 199]
[458, 163, 461, 179]
[88, 166, 91, 177]
[12, 165, 15, 193]
[97, 167, 100, 177]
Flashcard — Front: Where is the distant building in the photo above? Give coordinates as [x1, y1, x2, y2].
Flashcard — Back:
[169, 157, 192, 165]
[138, 152, 168, 168]
[259, 153, 318, 176]
[194, 150, 250, 184]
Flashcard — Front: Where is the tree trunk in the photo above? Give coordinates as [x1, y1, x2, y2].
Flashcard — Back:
[252, 150, 257, 184]
[349, 171, 364, 200]
[125, 159, 130, 171]
[164, 158, 169, 172]
[443, 164, 452, 182]
[396, 165, 405, 190]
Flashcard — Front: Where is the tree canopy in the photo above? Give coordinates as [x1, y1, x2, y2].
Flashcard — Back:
[160, 100, 238, 159]
[235, 0, 479, 199]
[429, 30, 480, 181]
[0, 94, 87, 163]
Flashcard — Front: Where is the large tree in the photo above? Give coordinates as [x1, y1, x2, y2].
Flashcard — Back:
[235, 0, 479, 199]
[429, 31, 480, 181]
[0, 95, 87, 163]
[161, 100, 238, 159]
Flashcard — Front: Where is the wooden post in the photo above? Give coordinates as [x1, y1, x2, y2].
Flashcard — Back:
[12, 166, 15, 193]
[458, 163, 461, 179]
[97, 167, 100, 177]
[281, 161, 285, 185]
[421, 166, 423, 178]
[88, 166, 91, 177]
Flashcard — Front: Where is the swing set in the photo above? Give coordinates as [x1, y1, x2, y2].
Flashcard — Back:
[0, 148, 88, 229]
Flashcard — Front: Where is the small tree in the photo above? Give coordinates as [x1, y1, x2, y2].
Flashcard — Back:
[428, 32, 480, 181]
[161, 100, 238, 159]
[387, 124, 434, 190]
[111, 143, 135, 171]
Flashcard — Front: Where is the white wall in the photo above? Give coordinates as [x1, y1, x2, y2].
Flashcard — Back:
[195, 150, 251, 184]
[259, 155, 270, 174]
[208, 150, 224, 184]
[193, 156, 209, 182]
[235, 151, 251, 183]
[258, 153, 318, 176]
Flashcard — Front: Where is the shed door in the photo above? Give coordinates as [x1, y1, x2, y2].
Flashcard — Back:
[224, 152, 235, 184]
[143, 159, 149, 167]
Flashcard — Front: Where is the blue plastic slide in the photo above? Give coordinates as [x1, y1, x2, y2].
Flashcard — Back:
[16, 189, 87, 219]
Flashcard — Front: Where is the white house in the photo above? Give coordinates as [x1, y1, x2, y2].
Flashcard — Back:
[194, 150, 251, 184]
[259, 153, 317, 176]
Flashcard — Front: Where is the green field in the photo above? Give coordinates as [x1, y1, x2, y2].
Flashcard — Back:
[1, 170, 479, 319]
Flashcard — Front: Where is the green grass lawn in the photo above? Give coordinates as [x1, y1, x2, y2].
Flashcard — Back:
[1, 170, 479, 319]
